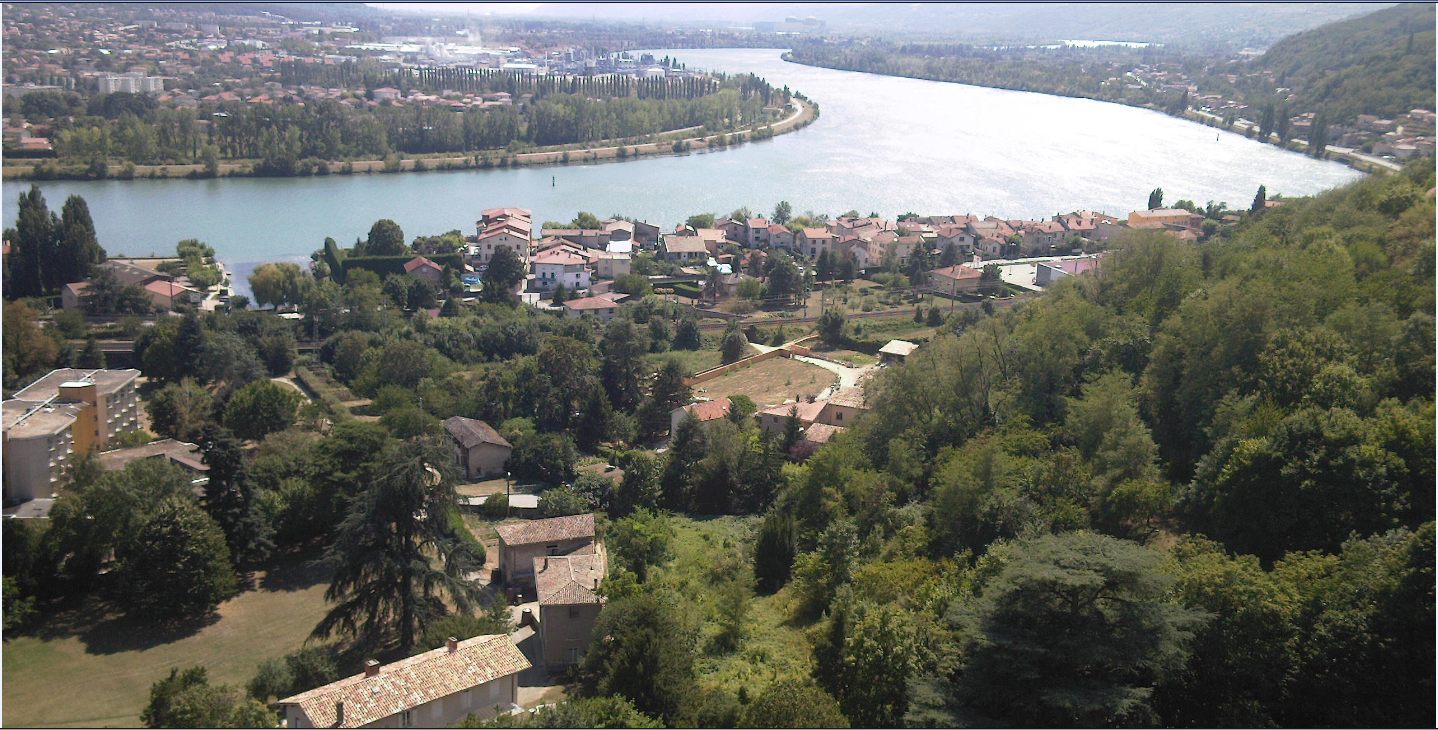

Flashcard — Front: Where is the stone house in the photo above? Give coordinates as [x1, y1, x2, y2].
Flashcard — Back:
[442, 417, 512, 480]
[276, 635, 529, 728]
[534, 548, 607, 668]
[495, 513, 597, 589]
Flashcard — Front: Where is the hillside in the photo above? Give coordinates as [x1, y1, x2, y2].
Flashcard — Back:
[1253, 2, 1435, 122]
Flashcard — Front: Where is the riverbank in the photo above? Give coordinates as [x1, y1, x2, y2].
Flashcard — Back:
[781, 53, 1397, 177]
[1, 96, 817, 182]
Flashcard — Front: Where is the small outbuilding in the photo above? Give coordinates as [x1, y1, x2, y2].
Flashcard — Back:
[443, 417, 512, 481]
[878, 339, 918, 364]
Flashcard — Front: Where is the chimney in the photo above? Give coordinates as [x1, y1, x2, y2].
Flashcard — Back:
[446, 636, 459, 654]
[364, 659, 380, 678]
[335, 701, 345, 726]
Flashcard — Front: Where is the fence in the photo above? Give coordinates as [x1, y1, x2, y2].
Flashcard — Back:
[684, 347, 790, 386]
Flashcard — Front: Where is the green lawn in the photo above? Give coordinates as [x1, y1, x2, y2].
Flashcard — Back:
[657, 516, 816, 698]
[2, 559, 332, 728]
[645, 348, 723, 376]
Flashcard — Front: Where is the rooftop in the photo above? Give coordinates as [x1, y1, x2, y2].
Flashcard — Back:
[443, 417, 511, 450]
[534, 549, 606, 606]
[276, 634, 530, 729]
[662, 235, 709, 254]
[677, 399, 731, 423]
[563, 295, 622, 312]
[825, 387, 867, 410]
[878, 340, 919, 357]
[495, 512, 595, 547]
[11, 368, 140, 403]
[96, 438, 208, 473]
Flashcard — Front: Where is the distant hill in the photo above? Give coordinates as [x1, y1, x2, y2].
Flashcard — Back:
[1253, 3, 1435, 121]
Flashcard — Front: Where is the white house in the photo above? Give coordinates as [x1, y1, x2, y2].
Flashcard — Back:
[530, 248, 592, 292]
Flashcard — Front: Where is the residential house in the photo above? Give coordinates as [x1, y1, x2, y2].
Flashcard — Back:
[534, 548, 607, 668]
[3, 368, 141, 502]
[442, 417, 512, 480]
[562, 293, 625, 322]
[798, 227, 836, 259]
[744, 217, 771, 247]
[878, 339, 918, 364]
[1035, 256, 1103, 288]
[1128, 208, 1203, 231]
[63, 259, 196, 312]
[815, 387, 868, 427]
[594, 251, 631, 280]
[473, 220, 531, 266]
[929, 264, 983, 293]
[530, 248, 592, 292]
[1019, 220, 1066, 255]
[755, 399, 825, 436]
[372, 86, 401, 101]
[791, 422, 844, 460]
[660, 235, 709, 262]
[96, 438, 208, 485]
[693, 228, 730, 253]
[495, 513, 597, 588]
[670, 398, 732, 436]
[768, 224, 795, 250]
[714, 217, 745, 242]
[276, 635, 530, 728]
[404, 256, 445, 287]
[542, 228, 606, 249]
[601, 219, 635, 243]
[935, 224, 976, 256]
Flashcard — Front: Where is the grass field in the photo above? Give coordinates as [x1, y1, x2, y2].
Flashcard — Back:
[2, 559, 332, 728]
[692, 356, 833, 407]
[646, 348, 724, 376]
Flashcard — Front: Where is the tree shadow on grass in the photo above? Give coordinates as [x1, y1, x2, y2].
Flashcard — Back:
[258, 555, 331, 593]
[77, 610, 220, 655]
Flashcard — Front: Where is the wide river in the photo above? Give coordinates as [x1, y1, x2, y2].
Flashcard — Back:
[4, 48, 1361, 295]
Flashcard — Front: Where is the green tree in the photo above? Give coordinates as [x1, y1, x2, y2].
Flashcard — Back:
[57, 194, 106, 286]
[3, 301, 59, 388]
[719, 322, 749, 364]
[119, 496, 238, 622]
[1250, 184, 1267, 214]
[772, 200, 793, 226]
[600, 318, 650, 411]
[313, 437, 484, 652]
[1152, 537, 1297, 727]
[753, 510, 796, 593]
[364, 218, 406, 255]
[578, 590, 697, 723]
[740, 679, 848, 729]
[143, 666, 273, 729]
[672, 318, 702, 350]
[1148, 187, 1164, 210]
[815, 598, 920, 727]
[7, 185, 58, 298]
[607, 508, 674, 582]
[481, 246, 527, 303]
[950, 532, 1202, 727]
[248, 262, 310, 309]
[817, 308, 846, 346]
[638, 358, 691, 440]
[223, 379, 301, 441]
[200, 427, 274, 568]
[147, 378, 215, 442]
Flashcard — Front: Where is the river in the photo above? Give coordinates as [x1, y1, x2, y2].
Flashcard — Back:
[3, 48, 1362, 296]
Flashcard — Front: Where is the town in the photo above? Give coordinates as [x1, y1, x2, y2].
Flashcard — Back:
[1, 3, 1432, 730]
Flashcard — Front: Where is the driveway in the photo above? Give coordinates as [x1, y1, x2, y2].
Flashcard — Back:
[790, 354, 876, 393]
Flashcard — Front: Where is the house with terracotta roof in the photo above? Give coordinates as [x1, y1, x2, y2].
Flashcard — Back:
[755, 399, 825, 436]
[816, 387, 868, 428]
[404, 256, 444, 287]
[276, 634, 529, 728]
[530, 248, 592, 293]
[1128, 208, 1203, 231]
[533, 548, 607, 668]
[929, 263, 983, 293]
[661, 234, 710, 262]
[495, 513, 597, 589]
[561, 294, 623, 322]
[669, 398, 732, 437]
[768, 224, 795, 250]
[442, 417, 512, 480]
[744, 217, 770, 248]
[799, 227, 836, 259]
[791, 422, 845, 460]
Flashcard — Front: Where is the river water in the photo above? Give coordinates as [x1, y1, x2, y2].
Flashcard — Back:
[3, 48, 1362, 295]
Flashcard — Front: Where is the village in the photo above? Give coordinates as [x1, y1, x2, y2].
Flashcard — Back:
[0, 192, 1227, 725]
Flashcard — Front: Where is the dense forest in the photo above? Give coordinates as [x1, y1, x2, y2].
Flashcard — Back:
[3, 160, 1433, 728]
[785, 40, 1184, 107]
[1243, 2, 1436, 123]
[20, 72, 781, 173]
